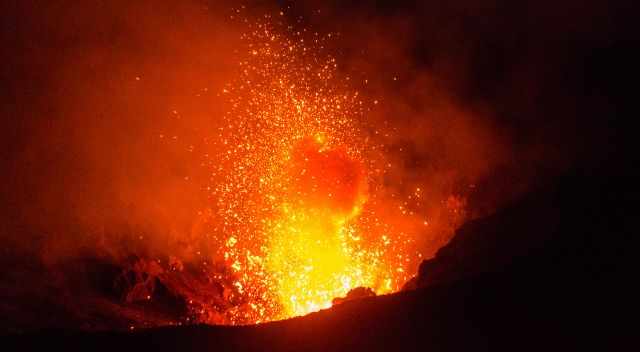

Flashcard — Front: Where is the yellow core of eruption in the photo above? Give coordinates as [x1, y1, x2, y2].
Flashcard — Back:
[210, 21, 416, 324]
[261, 136, 374, 318]
[266, 200, 367, 317]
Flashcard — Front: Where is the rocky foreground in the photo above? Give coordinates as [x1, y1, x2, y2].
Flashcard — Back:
[4, 161, 635, 351]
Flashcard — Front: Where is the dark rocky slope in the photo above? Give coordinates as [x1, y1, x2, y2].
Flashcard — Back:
[5, 161, 634, 351]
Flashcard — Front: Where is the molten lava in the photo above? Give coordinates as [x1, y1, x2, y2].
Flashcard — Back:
[264, 138, 369, 317]
[200, 15, 418, 324]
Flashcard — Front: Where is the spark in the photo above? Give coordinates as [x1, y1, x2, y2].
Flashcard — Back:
[199, 15, 418, 324]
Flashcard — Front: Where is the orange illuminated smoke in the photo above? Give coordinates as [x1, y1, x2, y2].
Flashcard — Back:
[204, 16, 418, 324]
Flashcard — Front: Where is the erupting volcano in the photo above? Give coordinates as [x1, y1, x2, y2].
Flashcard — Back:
[2, 0, 633, 350]
[200, 17, 419, 324]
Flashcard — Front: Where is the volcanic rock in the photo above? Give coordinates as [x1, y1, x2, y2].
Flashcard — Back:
[331, 287, 376, 306]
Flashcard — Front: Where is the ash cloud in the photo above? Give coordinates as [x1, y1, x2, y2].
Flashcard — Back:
[2, 1, 249, 262]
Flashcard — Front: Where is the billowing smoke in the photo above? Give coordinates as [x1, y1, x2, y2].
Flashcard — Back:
[3, 1, 244, 261]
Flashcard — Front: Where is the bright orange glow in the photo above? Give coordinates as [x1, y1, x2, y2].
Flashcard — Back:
[202, 15, 418, 324]
[264, 138, 372, 317]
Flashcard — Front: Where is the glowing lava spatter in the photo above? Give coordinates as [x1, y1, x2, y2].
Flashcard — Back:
[205, 15, 417, 324]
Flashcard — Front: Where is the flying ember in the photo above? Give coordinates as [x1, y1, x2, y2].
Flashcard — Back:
[203, 15, 418, 324]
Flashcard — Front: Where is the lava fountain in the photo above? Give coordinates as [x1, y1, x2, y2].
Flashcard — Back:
[201, 15, 419, 324]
